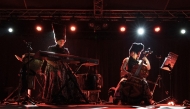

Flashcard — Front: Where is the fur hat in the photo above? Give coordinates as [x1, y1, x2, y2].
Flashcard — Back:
[52, 23, 66, 42]
[129, 42, 144, 54]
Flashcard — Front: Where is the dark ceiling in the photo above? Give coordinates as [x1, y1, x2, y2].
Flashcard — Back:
[0, 0, 190, 22]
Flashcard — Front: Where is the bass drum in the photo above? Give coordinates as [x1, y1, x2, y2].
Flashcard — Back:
[76, 73, 103, 90]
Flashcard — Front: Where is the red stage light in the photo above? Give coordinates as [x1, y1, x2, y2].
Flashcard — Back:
[70, 25, 76, 31]
[120, 26, 126, 32]
[154, 26, 161, 32]
[36, 25, 42, 31]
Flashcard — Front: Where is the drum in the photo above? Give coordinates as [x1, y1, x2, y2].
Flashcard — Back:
[21, 54, 43, 89]
[22, 53, 43, 75]
[76, 73, 103, 90]
[28, 59, 43, 74]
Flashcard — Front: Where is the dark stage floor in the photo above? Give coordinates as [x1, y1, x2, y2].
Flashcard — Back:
[0, 102, 189, 109]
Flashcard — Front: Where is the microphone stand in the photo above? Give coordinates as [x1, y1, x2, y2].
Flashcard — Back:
[18, 41, 36, 105]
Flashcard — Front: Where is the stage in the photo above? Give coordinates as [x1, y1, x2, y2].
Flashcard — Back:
[0, 102, 189, 109]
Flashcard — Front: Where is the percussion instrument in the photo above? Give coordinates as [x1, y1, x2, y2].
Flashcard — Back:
[22, 53, 43, 75]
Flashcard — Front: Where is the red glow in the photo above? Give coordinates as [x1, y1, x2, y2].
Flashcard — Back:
[120, 26, 126, 32]
[70, 25, 76, 31]
[167, 101, 175, 105]
[154, 26, 161, 32]
[36, 26, 42, 31]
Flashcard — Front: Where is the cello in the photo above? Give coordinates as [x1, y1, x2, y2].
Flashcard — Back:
[131, 48, 153, 79]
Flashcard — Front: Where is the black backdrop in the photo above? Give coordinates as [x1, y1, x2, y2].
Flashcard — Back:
[0, 20, 190, 104]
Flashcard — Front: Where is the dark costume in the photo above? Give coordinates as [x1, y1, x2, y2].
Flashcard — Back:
[42, 23, 84, 104]
[114, 43, 153, 105]
[42, 44, 84, 104]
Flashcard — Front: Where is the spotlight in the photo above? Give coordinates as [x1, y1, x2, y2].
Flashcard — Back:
[69, 16, 77, 32]
[137, 27, 145, 35]
[180, 29, 186, 34]
[120, 26, 126, 32]
[36, 25, 42, 32]
[70, 25, 76, 32]
[8, 27, 13, 33]
[154, 26, 161, 32]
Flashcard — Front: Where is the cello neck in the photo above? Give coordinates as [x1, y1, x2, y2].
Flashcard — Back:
[134, 48, 153, 77]
[134, 59, 144, 76]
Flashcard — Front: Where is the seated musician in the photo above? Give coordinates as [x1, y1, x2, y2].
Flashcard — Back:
[41, 23, 83, 104]
[113, 42, 155, 105]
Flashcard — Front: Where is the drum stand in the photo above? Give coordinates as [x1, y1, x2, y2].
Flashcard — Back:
[50, 62, 89, 104]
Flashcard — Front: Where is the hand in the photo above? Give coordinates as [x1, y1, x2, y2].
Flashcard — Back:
[142, 57, 148, 62]
[142, 56, 151, 69]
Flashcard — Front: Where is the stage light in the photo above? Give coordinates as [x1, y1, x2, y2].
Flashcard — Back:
[70, 25, 76, 32]
[69, 16, 77, 32]
[118, 16, 126, 33]
[120, 26, 126, 32]
[180, 29, 186, 34]
[154, 26, 161, 32]
[8, 27, 13, 33]
[35, 16, 43, 32]
[137, 27, 145, 35]
[36, 25, 42, 32]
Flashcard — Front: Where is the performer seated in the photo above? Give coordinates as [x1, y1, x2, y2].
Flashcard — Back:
[113, 42, 155, 105]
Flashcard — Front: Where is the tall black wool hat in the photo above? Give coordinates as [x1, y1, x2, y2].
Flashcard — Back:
[129, 42, 144, 54]
[52, 23, 66, 42]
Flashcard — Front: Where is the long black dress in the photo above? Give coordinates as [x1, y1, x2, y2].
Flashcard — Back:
[42, 44, 84, 104]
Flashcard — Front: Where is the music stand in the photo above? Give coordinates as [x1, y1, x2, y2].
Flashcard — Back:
[160, 52, 178, 72]
[156, 52, 178, 105]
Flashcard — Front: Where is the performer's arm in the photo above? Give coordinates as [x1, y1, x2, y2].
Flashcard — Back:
[120, 57, 130, 77]
[142, 57, 151, 70]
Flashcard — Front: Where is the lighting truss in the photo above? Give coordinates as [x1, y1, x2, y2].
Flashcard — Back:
[0, 9, 190, 21]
